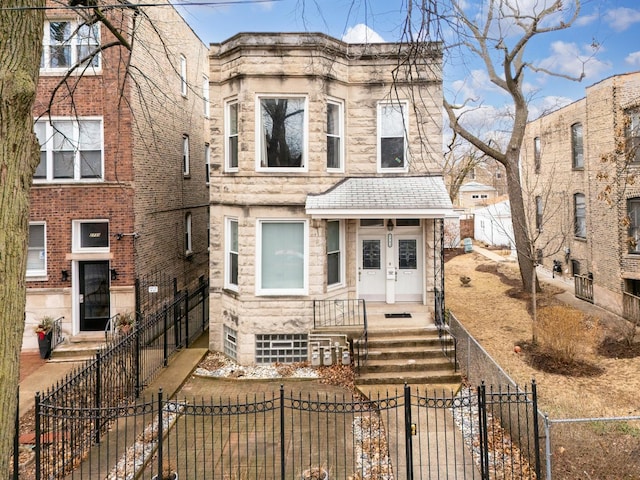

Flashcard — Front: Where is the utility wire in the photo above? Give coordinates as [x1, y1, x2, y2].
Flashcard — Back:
[0, 0, 282, 11]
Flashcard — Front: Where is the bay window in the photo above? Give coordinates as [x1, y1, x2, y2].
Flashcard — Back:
[257, 96, 307, 170]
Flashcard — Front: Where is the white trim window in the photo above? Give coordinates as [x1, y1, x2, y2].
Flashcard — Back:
[203, 75, 210, 117]
[256, 95, 307, 171]
[571, 123, 583, 169]
[225, 99, 239, 171]
[226, 217, 239, 290]
[326, 220, 344, 288]
[377, 101, 409, 172]
[27, 223, 47, 278]
[34, 118, 103, 182]
[257, 219, 308, 295]
[185, 213, 193, 255]
[326, 99, 344, 171]
[72, 220, 109, 253]
[41, 20, 100, 72]
[182, 134, 190, 176]
[574, 193, 586, 239]
[204, 143, 210, 185]
[180, 54, 187, 96]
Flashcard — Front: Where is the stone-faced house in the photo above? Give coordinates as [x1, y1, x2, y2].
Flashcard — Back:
[521, 71, 640, 318]
[208, 33, 453, 365]
[24, 2, 209, 350]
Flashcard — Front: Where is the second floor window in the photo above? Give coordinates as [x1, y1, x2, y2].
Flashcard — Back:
[534, 136, 541, 173]
[34, 118, 103, 182]
[571, 123, 583, 169]
[226, 99, 238, 170]
[626, 109, 640, 164]
[258, 96, 307, 170]
[41, 20, 100, 71]
[378, 102, 408, 171]
[183, 135, 190, 176]
[326, 100, 343, 170]
[180, 54, 187, 96]
[574, 193, 586, 238]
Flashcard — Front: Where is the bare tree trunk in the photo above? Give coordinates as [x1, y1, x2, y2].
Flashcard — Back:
[504, 151, 538, 294]
[0, 0, 44, 470]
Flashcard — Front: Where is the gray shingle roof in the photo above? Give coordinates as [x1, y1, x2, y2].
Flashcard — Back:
[305, 176, 454, 218]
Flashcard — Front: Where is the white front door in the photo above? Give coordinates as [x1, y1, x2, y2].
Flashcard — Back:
[395, 235, 423, 302]
[358, 236, 386, 301]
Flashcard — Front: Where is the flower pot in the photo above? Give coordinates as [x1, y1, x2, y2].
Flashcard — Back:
[38, 332, 53, 359]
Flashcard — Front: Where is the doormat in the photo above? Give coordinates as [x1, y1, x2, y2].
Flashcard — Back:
[384, 313, 412, 318]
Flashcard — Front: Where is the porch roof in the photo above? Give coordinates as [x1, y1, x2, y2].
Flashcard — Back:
[305, 176, 455, 219]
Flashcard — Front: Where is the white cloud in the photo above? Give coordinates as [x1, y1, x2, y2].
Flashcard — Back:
[574, 12, 599, 27]
[449, 69, 505, 103]
[342, 24, 385, 43]
[529, 95, 575, 120]
[625, 51, 640, 67]
[604, 7, 640, 32]
[538, 41, 611, 81]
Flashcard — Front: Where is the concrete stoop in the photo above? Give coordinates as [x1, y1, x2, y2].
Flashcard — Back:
[355, 328, 462, 387]
[49, 333, 107, 362]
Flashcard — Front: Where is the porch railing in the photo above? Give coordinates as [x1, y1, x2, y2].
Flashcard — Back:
[623, 291, 640, 324]
[51, 316, 65, 350]
[312, 298, 367, 329]
[437, 309, 458, 371]
[574, 273, 594, 303]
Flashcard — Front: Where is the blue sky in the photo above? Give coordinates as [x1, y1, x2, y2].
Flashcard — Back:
[175, 0, 640, 121]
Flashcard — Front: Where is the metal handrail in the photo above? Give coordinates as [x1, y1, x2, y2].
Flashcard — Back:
[51, 316, 65, 350]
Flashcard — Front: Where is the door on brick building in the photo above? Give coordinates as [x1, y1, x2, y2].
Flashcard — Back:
[79, 261, 111, 331]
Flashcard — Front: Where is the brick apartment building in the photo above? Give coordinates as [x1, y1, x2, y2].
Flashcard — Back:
[23, 1, 209, 350]
[521, 71, 640, 317]
[207, 33, 453, 365]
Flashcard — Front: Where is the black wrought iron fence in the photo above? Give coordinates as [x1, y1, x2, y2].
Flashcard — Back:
[28, 381, 540, 480]
[15, 279, 208, 480]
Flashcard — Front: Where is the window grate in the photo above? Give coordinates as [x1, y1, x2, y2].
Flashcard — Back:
[255, 333, 308, 364]
[223, 325, 237, 360]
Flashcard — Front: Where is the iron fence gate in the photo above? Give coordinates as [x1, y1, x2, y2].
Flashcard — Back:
[34, 383, 540, 479]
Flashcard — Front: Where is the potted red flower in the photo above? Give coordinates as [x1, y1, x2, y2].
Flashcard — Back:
[34, 316, 54, 359]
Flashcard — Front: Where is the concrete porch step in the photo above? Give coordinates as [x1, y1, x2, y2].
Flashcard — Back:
[50, 336, 106, 362]
[355, 370, 462, 385]
[361, 357, 456, 374]
[367, 346, 448, 360]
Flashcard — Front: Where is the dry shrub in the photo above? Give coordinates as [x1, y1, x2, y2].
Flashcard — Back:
[535, 306, 599, 363]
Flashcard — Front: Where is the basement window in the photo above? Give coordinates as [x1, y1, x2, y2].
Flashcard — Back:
[255, 333, 308, 364]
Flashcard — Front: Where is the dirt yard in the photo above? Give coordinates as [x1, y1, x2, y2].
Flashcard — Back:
[446, 251, 640, 417]
[445, 251, 640, 479]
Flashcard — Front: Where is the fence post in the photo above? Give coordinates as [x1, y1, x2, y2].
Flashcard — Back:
[544, 414, 552, 480]
[135, 318, 141, 398]
[477, 383, 490, 480]
[404, 384, 414, 480]
[531, 380, 542, 479]
[163, 306, 169, 367]
[13, 387, 19, 480]
[35, 392, 41, 480]
[157, 389, 164, 476]
[95, 351, 102, 444]
[280, 385, 285, 480]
